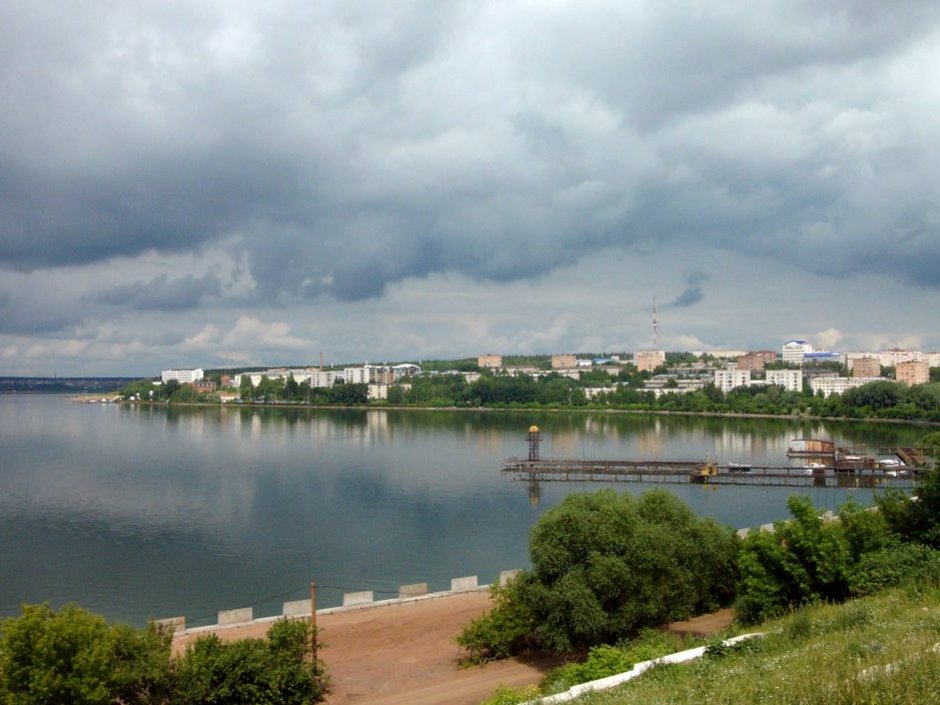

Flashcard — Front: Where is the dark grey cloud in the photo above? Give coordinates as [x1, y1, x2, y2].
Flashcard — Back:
[93, 273, 222, 311]
[1, 0, 939, 312]
[667, 272, 709, 309]
[0, 286, 76, 335]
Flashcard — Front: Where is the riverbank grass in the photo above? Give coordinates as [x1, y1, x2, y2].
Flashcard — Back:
[565, 586, 940, 705]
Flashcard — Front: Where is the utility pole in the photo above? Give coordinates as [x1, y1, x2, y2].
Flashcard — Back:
[309, 580, 318, 661]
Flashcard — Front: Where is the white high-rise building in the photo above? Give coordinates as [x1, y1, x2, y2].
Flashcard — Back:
[782, 340, 813, 365]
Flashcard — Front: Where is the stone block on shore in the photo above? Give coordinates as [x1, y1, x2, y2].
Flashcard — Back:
[155, 616, 186, 633]
[218, 607, 253, 625]
[450, 576, 478, 591]
[343, 591, 374, 607]
[282, 599, 312, 617]
[399, 583, 428, 598]
[499, 569, 521, 586]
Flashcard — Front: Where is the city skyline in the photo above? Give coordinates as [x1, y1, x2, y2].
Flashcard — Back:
[2, 2, 940, 376]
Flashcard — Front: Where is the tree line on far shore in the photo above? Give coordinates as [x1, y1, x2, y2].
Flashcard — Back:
[121, 368, 940, 424]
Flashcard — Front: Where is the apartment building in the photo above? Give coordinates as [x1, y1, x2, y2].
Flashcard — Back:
[478, 354, 502, 369]
[634, 350, 666, 373]
[765, 368, 803, 392]
[896, 360, 929, 386]
[714, 368, 751, 394]
[851, 357, 881, 378]
[551, 354, 577, 369]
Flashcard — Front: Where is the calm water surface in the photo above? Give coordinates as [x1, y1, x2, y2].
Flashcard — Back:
[0, 395, 923, 626]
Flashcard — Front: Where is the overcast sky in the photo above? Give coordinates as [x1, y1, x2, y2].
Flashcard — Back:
[2, 1, 940, 376]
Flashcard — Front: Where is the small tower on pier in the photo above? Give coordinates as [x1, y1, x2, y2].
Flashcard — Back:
[527, 425, 542, 462]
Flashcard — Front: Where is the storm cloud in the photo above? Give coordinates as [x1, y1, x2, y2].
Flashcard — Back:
[2, 1, 940, 373]
[667, 272, 709, 309]
[94, 273, 222, 311]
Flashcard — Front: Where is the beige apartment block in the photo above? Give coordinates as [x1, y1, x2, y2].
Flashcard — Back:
[737, 353, 766, 372]
[852, 357, 882, 378]
[477, 354, 503, 369]
[896, 360, 929, 386]
[551, 354, 577, 369]
[635, 350, 666, 373]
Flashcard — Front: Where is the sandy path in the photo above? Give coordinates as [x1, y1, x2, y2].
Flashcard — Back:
[173, 592, 733, 705]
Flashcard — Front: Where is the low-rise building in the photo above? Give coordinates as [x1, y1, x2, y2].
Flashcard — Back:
[643, 375, 708, 398]
[583, 386, 616, 400]
[367, 384, 389, 400]
[810, 376, 886, 398]
[162, 368, 204, 384]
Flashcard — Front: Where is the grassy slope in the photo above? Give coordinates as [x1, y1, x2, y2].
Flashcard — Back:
[571, 587, 940, 705]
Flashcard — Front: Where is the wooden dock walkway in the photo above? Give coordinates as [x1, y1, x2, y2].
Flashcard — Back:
[501, 458, 917, 489]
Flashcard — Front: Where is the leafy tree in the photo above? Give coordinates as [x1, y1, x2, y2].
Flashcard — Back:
[328, 382, 368, 405]
[458, 489, 738, 656]
[734, 496, 906, 623]
[878, 465, 940, 547]
[239, 375, 255, 402]
[0, 603, 171, 705]
[171, 619, 327, 705]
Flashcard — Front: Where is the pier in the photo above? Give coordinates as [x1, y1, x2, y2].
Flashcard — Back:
[501, 457, 917, 489]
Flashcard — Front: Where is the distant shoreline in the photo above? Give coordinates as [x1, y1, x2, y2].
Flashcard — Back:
[112, 398, 940, 428]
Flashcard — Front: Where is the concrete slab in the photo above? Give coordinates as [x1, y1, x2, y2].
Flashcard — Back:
[399, 583, 428, 598]
[343, 591, 374, 607]
[218, 607, 253, 625]
[450, 576, 478, 591]
[282, 599, 312, 617]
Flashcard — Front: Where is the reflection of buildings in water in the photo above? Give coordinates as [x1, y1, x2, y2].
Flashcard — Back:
[636, 427, 664, 456]
[476, 429, 504, 455]
[583, 418, 603, 437]
[550, 430, 578, 458]
[366, 410, 388, 435]
[712, 430, 752, 460]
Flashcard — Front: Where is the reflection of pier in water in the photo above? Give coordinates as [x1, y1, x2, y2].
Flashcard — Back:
[502, 457, 917, 490]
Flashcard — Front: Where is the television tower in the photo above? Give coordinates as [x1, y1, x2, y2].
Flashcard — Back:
[652, 295, 658, 348]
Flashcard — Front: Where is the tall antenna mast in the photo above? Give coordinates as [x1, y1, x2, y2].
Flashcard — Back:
[652, 295, 658, 348]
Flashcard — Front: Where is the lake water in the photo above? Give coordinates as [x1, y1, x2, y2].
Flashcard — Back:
[0, 395, 924, 626]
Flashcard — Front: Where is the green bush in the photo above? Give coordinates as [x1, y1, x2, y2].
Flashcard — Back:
[479, 684, 541, 705]
[878, 466, 940, 547]
[171, 619, 327, 705]
[541, 644, 635, 693]
[458, 489, 739, 658]
[0, 606, 327, 705]
[848, 543, 940, 597]
[455, 578, 534, 664]
[735, 496, 853, 624]
[0, 603, 172, 705]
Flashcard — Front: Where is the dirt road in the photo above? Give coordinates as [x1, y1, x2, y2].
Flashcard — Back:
[173, 592, 733, 705]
